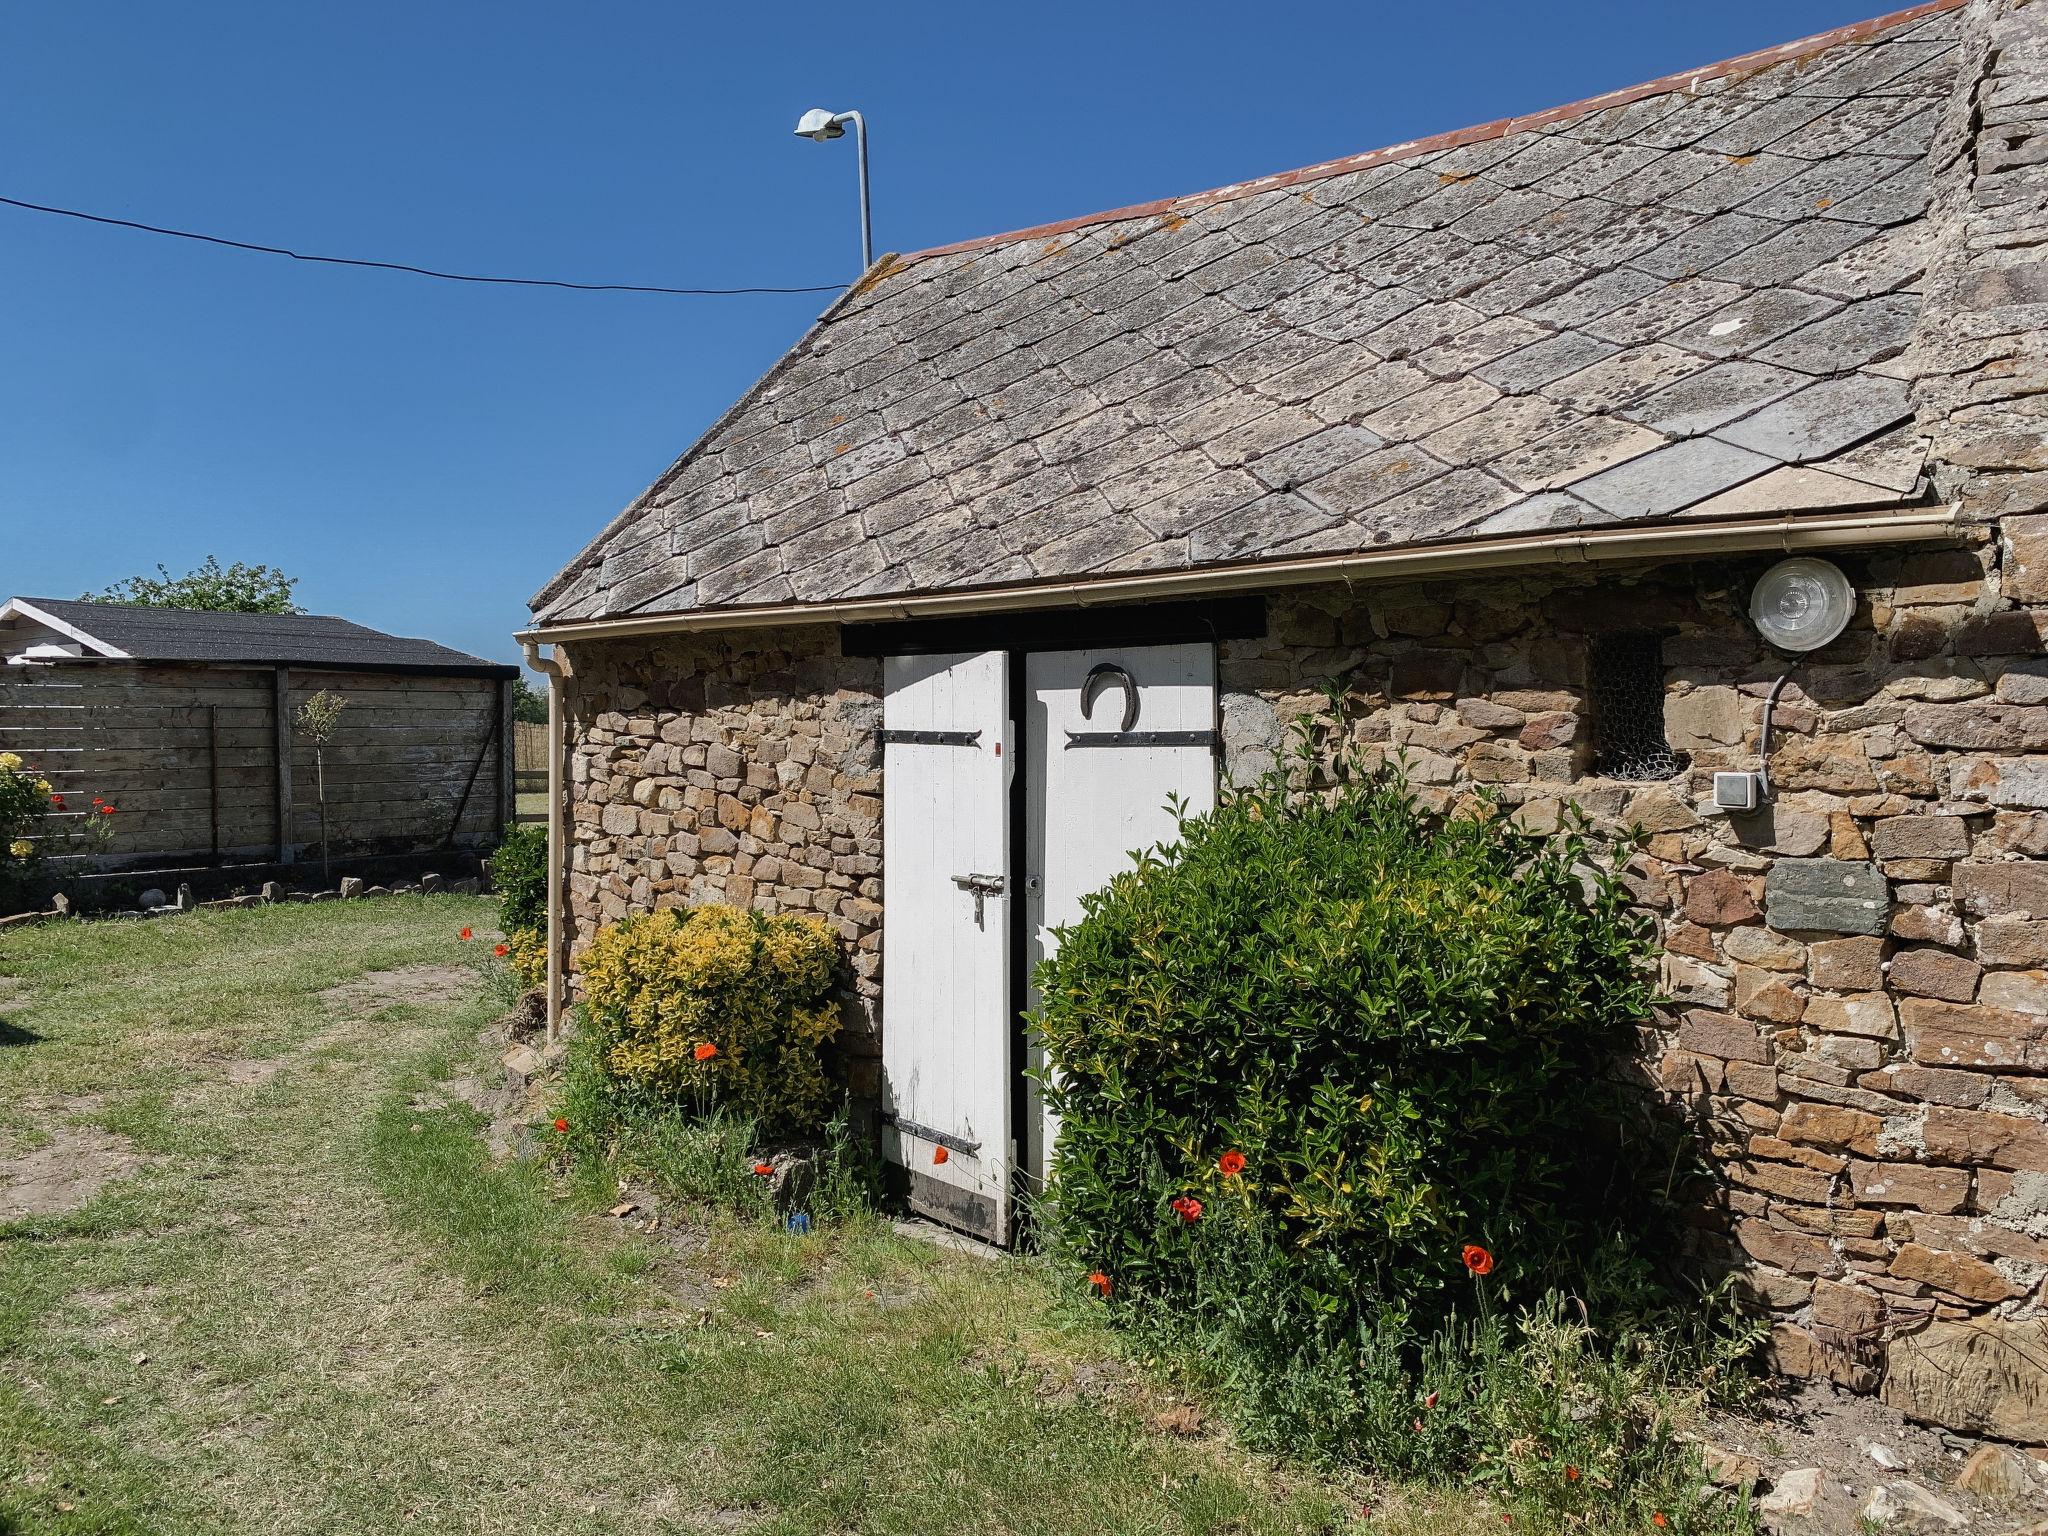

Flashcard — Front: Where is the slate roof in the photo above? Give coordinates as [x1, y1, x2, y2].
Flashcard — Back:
[534, 0, 1964, 628]
[3, 598, 517, 676]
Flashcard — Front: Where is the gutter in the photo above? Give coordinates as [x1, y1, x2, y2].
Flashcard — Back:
[518, 505, 1962, 647]
[518, 636, 568, 1042]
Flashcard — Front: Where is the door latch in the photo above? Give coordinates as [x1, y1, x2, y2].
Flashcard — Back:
[951, 872, 1004, 925]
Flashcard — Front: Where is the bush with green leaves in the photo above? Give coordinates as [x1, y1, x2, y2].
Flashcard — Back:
[1031, 716, 1746, 1510]
[1037, 722, 1661, 1327]
[491, 822, 548, 936]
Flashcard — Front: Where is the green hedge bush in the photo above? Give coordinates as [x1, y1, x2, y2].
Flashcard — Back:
[1036, 737, 1659, 1328]
[491, 822, 548, 937]
[1032, 722, 1756, 1514]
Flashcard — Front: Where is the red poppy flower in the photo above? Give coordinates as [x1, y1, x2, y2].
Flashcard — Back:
[99, 804, 115, 816]
[1087, 1270, 1111, 1297]
[50, 794, 63, 809]
[552, 1117, 568, 1134]
[1168, 1195, 1203, 1224]
[693, 1041, 718, 1062]
[1565, 1466, 1580, 1483]
[92, 796, 102, 806]
[458, 927, 473, 941]
[1652, 1516, 1668, 1530]
[1423, 1391, 1438, 1410]
[1462, 1244, 1495, 1276]
[1217, 1150, 1246, 1177]
[493, 943, 509, 957]
[752, 1161, 773, 1177]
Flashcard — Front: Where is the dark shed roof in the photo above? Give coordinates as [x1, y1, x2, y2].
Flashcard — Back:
[534, 0, 1963, 629]
[4, 598, 517, 678]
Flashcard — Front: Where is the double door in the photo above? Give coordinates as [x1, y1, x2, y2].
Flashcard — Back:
[879, 642, 1216, 1243]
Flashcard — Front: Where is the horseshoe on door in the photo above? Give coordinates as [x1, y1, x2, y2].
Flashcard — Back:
[1079, 662, 1138, 733]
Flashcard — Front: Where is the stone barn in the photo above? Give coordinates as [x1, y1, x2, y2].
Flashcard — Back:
[1, 598, 519, 878]
[523, 0, 2048, 1439]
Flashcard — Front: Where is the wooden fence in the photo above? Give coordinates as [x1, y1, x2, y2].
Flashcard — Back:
[513, 720, 547, 825]
[0, 662, 513, 870]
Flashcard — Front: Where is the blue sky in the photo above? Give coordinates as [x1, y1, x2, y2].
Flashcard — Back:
[3, 0, 1896, 671]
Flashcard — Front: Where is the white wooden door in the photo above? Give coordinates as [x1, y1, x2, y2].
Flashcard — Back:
[1023, 643, 1217, 1185]
[880, 650, 1014, 1243]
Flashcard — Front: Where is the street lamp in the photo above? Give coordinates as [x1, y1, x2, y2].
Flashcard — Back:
[794, 107, 871, 272]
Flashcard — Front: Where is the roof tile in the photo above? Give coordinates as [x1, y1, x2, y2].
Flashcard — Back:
[1712, 373, 1913, 462]
[1572, 436, 1779, 517]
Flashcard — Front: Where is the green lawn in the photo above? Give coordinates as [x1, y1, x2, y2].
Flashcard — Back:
[0, 898, 1383, 1535]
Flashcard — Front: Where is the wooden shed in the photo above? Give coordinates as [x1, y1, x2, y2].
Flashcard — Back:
[0, 597, 519, 872]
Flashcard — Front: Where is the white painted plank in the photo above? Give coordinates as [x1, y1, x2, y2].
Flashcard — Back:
[881, 650, 1012, 1243]
[1023, 643, 1216, 1185]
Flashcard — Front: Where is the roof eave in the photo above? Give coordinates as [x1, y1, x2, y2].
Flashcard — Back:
[0, 597, 129, 658]
[519, 501, 1960, 646]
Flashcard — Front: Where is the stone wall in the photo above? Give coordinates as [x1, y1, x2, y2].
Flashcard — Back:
[1218, 547, 2048, 1442]
[558, 627, 885, 1101]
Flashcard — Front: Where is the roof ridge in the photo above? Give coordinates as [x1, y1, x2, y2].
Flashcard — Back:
[896, 0, 1965, 267]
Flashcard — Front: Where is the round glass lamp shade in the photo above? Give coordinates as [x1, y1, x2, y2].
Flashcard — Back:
[1749, 557, 1856, 652]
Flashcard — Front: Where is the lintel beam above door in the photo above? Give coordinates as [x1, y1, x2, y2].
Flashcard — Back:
[841, 596, 1264, 659]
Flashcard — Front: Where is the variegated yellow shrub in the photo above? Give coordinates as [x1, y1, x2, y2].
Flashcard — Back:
[579, 903, 842, 1134]
[505, 927, 548, 991]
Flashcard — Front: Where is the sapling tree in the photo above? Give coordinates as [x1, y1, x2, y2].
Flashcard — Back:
[296, 689, 347, 880]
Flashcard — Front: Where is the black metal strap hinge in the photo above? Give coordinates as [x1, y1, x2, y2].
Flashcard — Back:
[887, 1115, 982, 1156]
[880, 728, 982, 747]
[1064, 729, 1218, 749]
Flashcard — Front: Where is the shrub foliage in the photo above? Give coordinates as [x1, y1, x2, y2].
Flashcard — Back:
[1032, 721, 1754, 1517]
[1035, 725, 1662, 1336]
[580, 904, 842, 1136]
[492, 822, 548, 937]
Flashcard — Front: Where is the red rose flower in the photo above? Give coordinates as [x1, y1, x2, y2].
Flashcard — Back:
[458, 927, 473, 941]
[1087, 1270, 1112, 1297]
[931, 1145, 949, 1165]
[1462, 1244, 1495, 1276]
[50, 794, 63, 809]
[1217, 1150, 1246, 1177]
[99, 804, 115, 816]
[693, 1041, 718, 1062]
[493, 943, 509, 957]
[552, 1117, 568, 1134]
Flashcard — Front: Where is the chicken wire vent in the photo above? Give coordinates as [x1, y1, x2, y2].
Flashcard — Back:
[1589, 634, 1690, 782]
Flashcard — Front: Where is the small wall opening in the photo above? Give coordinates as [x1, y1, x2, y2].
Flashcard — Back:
[1588, 634, 1690, 782]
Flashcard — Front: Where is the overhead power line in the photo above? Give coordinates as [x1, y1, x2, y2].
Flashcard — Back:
[0, 194, 851, 296]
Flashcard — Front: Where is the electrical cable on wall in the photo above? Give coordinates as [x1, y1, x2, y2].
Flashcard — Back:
[0, 194, 851, 297]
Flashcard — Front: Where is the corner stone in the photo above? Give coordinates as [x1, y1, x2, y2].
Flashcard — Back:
[1764, 859, 1889, 936]
[1881, 1315, 2048, 1442]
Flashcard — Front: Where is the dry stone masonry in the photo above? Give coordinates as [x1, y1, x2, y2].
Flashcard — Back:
[560, 629, 885, 1101]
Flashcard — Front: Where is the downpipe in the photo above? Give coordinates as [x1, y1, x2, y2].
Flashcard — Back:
[519, 637, 567, 1043]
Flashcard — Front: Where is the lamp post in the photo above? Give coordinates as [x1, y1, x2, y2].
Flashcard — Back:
[794, 107, 872, 272]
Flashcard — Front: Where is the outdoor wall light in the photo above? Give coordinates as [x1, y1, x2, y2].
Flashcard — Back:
[1748, 557, 1857, 654]
[1716, 557, 1859, 813]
